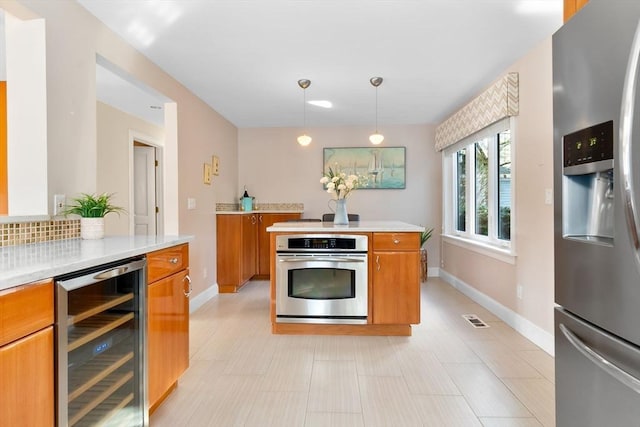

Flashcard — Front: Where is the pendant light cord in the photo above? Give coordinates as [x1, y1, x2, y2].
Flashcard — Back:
[375, 86, 379, 133]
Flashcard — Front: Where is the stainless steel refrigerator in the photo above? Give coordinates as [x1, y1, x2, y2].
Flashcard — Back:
[554, 1, 640, 425]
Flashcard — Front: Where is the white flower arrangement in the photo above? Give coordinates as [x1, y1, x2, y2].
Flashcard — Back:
[320, 167, 362, 199]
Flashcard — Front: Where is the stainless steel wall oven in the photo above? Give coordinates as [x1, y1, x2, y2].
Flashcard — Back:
[275, 234, 368, 324]
[56, 257, 147, 427]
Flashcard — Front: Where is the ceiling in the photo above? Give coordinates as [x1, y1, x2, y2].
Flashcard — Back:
[79, 0, 563, 129]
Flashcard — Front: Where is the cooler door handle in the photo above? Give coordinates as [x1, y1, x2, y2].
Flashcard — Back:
[559, 324, 640, 394]
[620, 19, 640, 263]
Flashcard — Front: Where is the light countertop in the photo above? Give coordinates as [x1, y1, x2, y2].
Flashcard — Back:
[266, 220, 424, 233]
[217, 210, 303, 215]
[0, 235, 192, 291]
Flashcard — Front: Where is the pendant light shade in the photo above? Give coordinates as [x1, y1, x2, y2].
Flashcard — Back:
[297, 134, 312, 146]
[297, 79, 312, 146]
[369, 77, 384, 145]
[369, 133, 384, 145]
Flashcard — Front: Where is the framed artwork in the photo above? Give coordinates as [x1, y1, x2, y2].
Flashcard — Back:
[323, 146, 406, 189]
[212, 155, 220, 175]
[203, 163, 212, 185]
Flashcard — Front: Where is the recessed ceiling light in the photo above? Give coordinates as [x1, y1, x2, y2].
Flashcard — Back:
[308, 100, 333, 109]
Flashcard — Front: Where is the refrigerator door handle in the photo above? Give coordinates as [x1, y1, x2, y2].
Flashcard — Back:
[560, 324, 640, 394]
[620, 19, 640, 260]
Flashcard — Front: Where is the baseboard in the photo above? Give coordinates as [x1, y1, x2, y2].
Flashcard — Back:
[439, 269, 555, 356]
[427, 267, 440, 277]
[189, 282, 218, 314]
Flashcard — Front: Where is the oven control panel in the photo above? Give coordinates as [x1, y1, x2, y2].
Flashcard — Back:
[276, 234, 368, 252]
[289, 237, 352, 250]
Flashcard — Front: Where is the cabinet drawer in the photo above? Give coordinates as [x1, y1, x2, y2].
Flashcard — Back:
[147, 244, 189, 283]
[0, 279, 53, 347]
[373, 233, 420, 251]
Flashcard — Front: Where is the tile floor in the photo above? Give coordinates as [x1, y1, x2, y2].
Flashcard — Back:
[151, 278, 555, 426]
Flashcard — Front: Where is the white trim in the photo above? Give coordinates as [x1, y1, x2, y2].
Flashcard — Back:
[443, 234, 516, 264]
[189, 283, 219, 314]
[439, 269, 554, 356]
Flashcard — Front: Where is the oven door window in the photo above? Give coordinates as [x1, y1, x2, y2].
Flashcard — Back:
[288, 268, 355, 300]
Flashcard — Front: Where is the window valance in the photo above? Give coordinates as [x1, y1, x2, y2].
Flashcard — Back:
[435, 72, 519, 151]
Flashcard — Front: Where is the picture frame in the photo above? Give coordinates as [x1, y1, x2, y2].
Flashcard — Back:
[323, 146, 406, 189]
[203, 163, 212, 185]
[212, 155, 220, 176]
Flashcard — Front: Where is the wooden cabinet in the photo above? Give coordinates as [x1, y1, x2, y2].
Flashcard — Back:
[217, 213, 258, 292]
[564, 0, 589, 22]
[256, 212, 301, 278]
[371, 233, 421, 325]
[0, 279, 54, 427]
[147, 244, 190, 413]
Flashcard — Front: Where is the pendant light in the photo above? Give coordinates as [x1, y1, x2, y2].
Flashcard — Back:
[369, 77, 384, 145]
[297, 79, 312, 146]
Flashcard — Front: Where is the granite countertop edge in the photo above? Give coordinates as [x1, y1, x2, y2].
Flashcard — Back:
[0, 235, 193, 291]
[216, 210, 304, 215]
[266, 220, 425, 233]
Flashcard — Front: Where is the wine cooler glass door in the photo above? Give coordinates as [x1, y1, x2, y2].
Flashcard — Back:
[56, 258, 147, 427]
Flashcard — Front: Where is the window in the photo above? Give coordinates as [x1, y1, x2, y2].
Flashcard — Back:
[445, 118, 513, 250]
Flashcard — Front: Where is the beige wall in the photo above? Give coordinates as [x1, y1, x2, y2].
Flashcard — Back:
[441, 37, 555, 335]
[96, 101, 165, 235]
[238, 124, 442, 266]
[3, 0, 239, 299]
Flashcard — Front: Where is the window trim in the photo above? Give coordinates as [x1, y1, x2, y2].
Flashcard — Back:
[442, 117, 516, 255]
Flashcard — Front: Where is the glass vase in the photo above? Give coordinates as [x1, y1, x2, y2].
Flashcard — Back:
[334, 198, 349, 225]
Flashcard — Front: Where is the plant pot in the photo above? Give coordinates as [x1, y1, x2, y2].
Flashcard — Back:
[81, 217, 105, 239]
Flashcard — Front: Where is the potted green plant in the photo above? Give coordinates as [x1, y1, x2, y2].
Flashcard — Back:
[63, 193, 124, 239]
[420, 227, 434, 282]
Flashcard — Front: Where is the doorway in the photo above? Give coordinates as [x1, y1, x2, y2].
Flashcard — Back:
[133, 139, 163, 235]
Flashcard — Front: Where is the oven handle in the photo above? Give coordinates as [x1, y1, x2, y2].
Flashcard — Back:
[278, 257, 366, 263]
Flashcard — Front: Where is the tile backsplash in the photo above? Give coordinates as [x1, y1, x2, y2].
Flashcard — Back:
[0, 219, 81, 247]
[216, 202, 304, 212]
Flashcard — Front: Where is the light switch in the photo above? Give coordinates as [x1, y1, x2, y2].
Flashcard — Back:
[187, 198, 196, 210]
[544, 188, 553, 205]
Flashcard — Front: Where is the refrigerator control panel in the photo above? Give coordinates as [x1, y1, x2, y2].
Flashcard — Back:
[563, 120, 614, 168]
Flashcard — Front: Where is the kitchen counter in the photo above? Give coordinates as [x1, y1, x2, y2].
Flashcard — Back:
[217, 210, 304, 215]
[0, 235, 192, 291]
[267, 220, 424, 233]
[268, 221, 423, 336]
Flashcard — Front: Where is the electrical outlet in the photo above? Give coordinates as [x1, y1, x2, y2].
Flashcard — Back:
[544, 188, 553, 205]
[53, 194, 65, 215]
[187, 198, 196, 210]
[203, 268, 207, 279]
[517, 284, 523, 299]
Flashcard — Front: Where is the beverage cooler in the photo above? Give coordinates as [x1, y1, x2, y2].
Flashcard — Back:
[56, 258, 147, 427]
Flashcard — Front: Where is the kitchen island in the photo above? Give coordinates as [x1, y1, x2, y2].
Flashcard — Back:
[267, 221, 424, 336]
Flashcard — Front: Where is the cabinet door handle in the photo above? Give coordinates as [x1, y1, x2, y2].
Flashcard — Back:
[259, 215, 263, 223]
[393, 239, 400, 244]
[183, 275, 192, 298]
[169, 257, 179, 264]
[376, 255, 381, 271]
[251, 215, 257, 225]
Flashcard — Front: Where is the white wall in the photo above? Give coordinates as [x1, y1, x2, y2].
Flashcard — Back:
[2, 0, 238, 300]
[238, 124, 442, 266]
[96, 101, 164, 236]
[5, 12, 46, 215]
[441, 37, 555, 346]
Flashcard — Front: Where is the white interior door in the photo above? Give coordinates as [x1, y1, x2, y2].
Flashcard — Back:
[133, 145, 157, 235]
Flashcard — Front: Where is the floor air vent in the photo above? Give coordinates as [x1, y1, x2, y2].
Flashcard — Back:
[462, 314, 490, 328]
